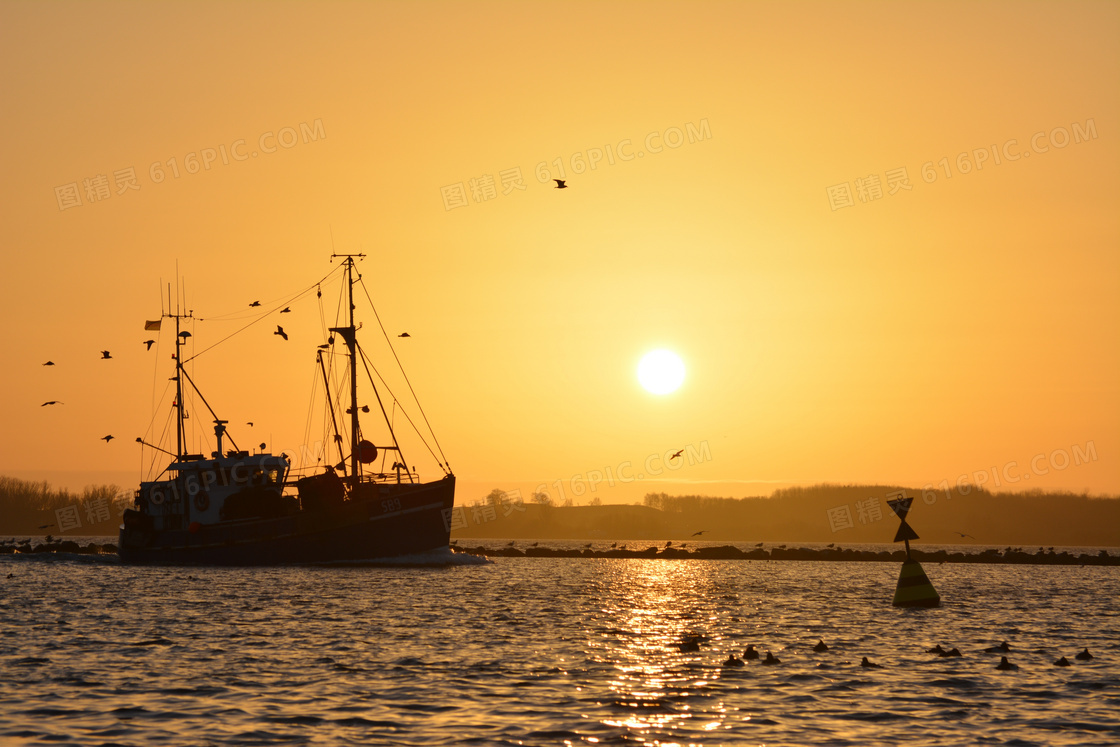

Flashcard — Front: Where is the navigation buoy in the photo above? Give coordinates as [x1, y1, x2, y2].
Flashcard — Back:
[887, 496, 940, 608]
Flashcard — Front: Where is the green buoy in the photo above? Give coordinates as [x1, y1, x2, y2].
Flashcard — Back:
[887, 496, 940, 608]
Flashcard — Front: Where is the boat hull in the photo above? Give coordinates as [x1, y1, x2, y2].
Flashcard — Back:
[118, 475, 455, 565]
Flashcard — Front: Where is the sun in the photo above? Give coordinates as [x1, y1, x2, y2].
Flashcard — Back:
[637, 350, 686, 395]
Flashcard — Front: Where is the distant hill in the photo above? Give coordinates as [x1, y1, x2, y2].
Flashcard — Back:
[452, 485, 1120, 547]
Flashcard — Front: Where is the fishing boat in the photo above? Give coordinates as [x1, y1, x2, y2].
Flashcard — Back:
[118, 254, 456, 564]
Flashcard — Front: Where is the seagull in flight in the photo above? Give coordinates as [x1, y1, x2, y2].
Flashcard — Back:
[246, 422, 254, 427]
[691, 530, 708, 537]
[954, 532, 976, 540]
[143, 339, 156, 350]
[670, 449, 684, 461]
[249, 301, 261, 307]
[274, 325, 288, 341]
[100, 350, 112, 359]
[41, 401, 64, 406]
[553, 179, 568, 189]
[398, 332, 411, 338]
[101, 435, 115, 443]
[280, 307, 291, 313]
[42, 361, 55, 366]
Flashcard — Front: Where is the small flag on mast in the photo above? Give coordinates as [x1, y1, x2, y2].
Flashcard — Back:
[144, 320, 161, 331]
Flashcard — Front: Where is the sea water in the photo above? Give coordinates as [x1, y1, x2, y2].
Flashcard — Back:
[1, 542, 1117, 746]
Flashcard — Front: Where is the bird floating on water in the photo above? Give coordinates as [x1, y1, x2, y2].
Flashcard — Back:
[860, 657, 883, 668]
[1076, 648, 1093, 661]
[984, 641, 1011, 654]
[996, 656, 1019, 671]
[274, 326, 288, 341]
[939, 647, 962, 658]
[1054, 656, 1071, 666]
[813, 640, 828, 653]
[762, 652, 781, 665]
[723, 654, 744, 667]
[743, 645, 759, 660]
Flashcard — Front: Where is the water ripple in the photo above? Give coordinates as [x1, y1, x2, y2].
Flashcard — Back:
[0, 551, 1117, 745]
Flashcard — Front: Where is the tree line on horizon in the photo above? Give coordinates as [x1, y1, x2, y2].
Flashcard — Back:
[455, 483, 1120, 546]
[0, 475, 126, 535]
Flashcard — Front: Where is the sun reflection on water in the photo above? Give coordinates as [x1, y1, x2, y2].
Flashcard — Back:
[586, 560, 745, 738]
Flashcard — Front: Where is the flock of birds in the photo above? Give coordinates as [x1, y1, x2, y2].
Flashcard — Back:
[39, 350, 129, 443]
[701, 637, 1097, 671]
[37, 297, 413, 444]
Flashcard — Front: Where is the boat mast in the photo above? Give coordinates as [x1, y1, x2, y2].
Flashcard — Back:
[331, 253, 365, 486]
[167, 282, 192, 460]
[175, 313, 184, 458]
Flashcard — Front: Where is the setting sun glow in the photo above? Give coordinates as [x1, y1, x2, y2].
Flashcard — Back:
[638, 350, 686, 395]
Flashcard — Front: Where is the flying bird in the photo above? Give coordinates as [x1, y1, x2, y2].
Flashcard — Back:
[246, 422, 254, 427]
[101, 435, 114, 443]
[691, 530, 708, 536]
[280, 307, 291, 313]
[249, 301, 261, 307]
[100, 350, 112, 359]
[954, 532, 976, 540]
[274, 325, 288, 341]
[42, 361, 55, 366]
[40, 401, 64, 406]
[38, 523, 54, 529]
[553, 179, 568, 189]
[398, 332, 411, 338]
[670, 449, 684, 461]
[143, 340, 156, 350]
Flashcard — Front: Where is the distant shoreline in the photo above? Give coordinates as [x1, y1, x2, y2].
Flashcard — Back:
[3, 536, 1117, 565]
[453, 543, 1120, 565]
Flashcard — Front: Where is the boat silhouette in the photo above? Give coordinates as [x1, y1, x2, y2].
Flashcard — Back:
[118, 255, 456, 564]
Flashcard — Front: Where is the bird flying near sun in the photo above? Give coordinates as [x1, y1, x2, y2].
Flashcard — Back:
[637, 350, 685, 394]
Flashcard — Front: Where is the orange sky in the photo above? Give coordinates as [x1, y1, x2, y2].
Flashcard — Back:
[1, 1, 1117, 504]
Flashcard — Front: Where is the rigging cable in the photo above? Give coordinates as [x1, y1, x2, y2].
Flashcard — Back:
[356, 345, 446, 475]
[356, 276, 450, 470]
[183, 266, 341, 364]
